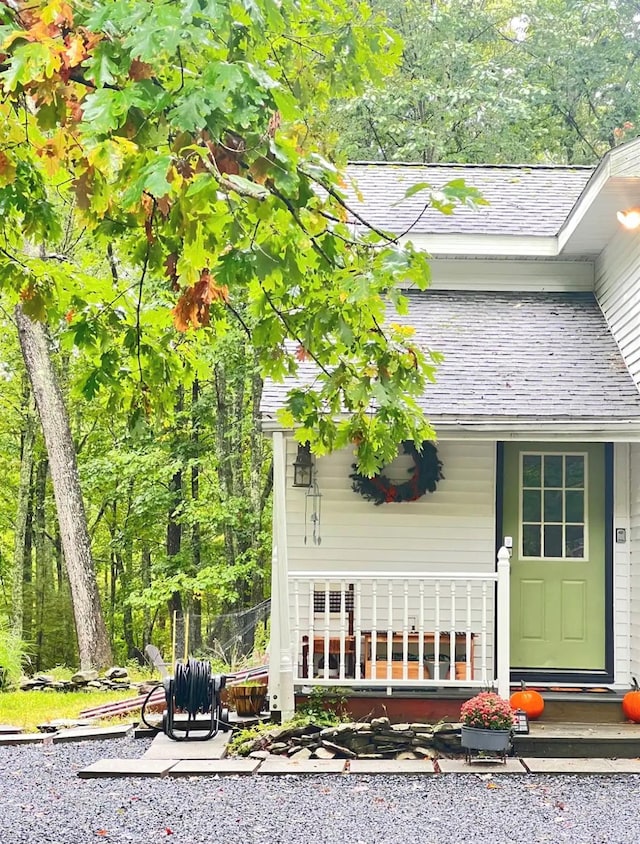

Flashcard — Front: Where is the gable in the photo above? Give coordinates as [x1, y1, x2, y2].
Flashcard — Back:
[345, 163, 593, 238]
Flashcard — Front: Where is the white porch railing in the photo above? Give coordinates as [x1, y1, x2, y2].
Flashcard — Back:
[289, 549, 511, 698]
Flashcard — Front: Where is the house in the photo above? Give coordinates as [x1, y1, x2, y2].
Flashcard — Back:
[261, 139, 640, 721]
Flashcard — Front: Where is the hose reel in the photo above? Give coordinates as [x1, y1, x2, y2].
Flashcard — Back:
[142, 657, 231, 741]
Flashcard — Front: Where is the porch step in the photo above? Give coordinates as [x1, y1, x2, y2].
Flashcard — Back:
[513, 722, 640, 759]
[537, 693, 626, 723]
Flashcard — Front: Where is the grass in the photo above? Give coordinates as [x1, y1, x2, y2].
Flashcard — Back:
[0, 687, 142, 732]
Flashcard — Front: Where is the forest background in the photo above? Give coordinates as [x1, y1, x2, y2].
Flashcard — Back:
[1, 0, 639, 675]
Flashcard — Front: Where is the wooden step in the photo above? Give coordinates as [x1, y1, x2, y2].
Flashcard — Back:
[513, 722, 640, 758]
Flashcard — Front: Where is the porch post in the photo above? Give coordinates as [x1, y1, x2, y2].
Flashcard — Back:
[268, 431, 295, 720]
[496, 546, 510, 699]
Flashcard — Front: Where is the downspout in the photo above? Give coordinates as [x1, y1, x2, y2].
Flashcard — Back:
[268, 431, 295, 720]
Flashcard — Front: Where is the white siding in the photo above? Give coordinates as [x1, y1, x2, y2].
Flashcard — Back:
[630, 443, 640, 678]
[428, 258, 593, 292]
[285, 439, 498, 676]
[285, 439, 497, 574]
[614, 443, 632, 684]
[595, 229, 640, 389]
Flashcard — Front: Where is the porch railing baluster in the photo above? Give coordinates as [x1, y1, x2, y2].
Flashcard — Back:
[386, 580, 393, 681]
[288, 552, 509, 691]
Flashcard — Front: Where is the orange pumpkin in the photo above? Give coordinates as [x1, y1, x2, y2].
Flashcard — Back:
[622, 678, 640, 723]
[510, 681, 545, 720]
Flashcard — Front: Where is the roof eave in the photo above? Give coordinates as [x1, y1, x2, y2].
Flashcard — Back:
[261, 415, 640, 441]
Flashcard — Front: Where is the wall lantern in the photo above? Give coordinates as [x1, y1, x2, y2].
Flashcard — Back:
[292, 442, 313, 488]
[617, 208, 640, 230]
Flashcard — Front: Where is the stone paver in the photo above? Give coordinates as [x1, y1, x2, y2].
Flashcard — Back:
[168, 759, 260, 776]
[349, 759, 436, 775]
[257, 757, 347, 775]
[0, 725, 23, 735]
[53, 724, 133, 743]
[0, 733, 47, 746]
[522, 757, 640, 774]
[143, 730, 230, 760]
[606, 758, 640, 773]
[78, 758, 177, 778]
[437, 758, 527, 774]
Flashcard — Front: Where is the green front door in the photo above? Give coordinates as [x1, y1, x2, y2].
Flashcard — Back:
[503, 443, 607, 674]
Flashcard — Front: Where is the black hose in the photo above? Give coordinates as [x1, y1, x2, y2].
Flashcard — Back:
[140, 681, 164, 731]
[173, 658, 212, 716]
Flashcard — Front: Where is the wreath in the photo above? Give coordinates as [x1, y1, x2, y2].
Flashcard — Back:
[350, 441, 444, 505]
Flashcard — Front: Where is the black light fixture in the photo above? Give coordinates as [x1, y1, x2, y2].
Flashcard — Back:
[292, 442, 313, 488]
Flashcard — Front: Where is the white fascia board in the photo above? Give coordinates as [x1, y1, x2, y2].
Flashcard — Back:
[557, 158, 612, 253]
[397, 233, 559, 257]
[260, 416, 640, 441]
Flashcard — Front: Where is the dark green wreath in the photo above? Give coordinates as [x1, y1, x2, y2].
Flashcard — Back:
[350, 441, 444, 505]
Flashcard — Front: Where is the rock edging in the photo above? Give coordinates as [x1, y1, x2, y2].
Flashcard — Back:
[233, 716, 464, 760]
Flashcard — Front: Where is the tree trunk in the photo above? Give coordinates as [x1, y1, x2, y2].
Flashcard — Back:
[167, 386, 184, 624]
[141, 541, 152, 645]
[15, 305, 112, 669]
[33, 454, 48, 672]
[189, 379, 202, 653]
[11, 385, 35, 637]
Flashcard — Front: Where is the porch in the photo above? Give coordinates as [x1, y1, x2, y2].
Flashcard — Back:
[270, 548, 511, 712]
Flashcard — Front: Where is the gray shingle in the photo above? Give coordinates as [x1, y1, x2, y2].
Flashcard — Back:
[343, 163, 593, 237]
[260, 291, 640, 421]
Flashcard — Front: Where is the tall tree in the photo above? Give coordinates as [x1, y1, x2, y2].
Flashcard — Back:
[15, 306, 112, 668]
[334, 0, 640, 165]
[10, 380, 34, 636]
[0, 0, 481, 476]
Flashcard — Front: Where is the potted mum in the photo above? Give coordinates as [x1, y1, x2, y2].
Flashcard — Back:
[460, 691, 516, 753]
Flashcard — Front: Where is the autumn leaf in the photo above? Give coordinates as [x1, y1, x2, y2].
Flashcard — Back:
[129, 58, 154, 80]
[0, 151, 17, 185]
[172, 270, 229, 331]
[63, 34, 86, 68]
[295, 344, 311, 362]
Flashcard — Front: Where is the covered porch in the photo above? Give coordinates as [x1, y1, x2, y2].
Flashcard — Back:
[268, 431, 511, 720]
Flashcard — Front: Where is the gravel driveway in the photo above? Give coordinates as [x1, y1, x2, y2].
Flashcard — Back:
[2, 736, 639, 843]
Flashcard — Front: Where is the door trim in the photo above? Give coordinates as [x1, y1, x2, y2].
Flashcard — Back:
[495, 441, 614, 685]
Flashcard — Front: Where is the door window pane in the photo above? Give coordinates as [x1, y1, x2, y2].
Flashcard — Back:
[544, 455, 563, 487]
[565, 490, 584, 523]
[565, 456, 584, 488]
[566, 525, 584, 558]
[520, 452, 586, 559]
[544, 524, 563, 557]
[523, 455, 541, 487]
[523, 524, 541, 557]
[544, 489, 563, 522]
[523, 489, 541, 522]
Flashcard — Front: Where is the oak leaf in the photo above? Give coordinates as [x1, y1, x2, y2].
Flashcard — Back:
[63, 34, 86, 68]
[0, 151, 17, 185]
[129, 59, 154, 80]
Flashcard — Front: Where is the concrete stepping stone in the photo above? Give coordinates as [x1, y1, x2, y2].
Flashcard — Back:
[437, 758, 527, 774]
[52, 724, 132, 743]
[78, 758, 177, 778]
[0, 725, 23, 735]
[349, 759, 436, 775]
[522, 757, 640, 774]
[257, 757, 346, 775]
[144, 730, 230, 760]
[168, 759, 260, 776]
[0, 733, 48, 746]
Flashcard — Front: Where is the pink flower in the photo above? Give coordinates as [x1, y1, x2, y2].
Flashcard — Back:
[460, 692, 516, 730]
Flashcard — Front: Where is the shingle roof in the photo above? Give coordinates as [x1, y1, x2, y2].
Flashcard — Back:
[344, 163, 594, 237]
[260, 291, 640, 421]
